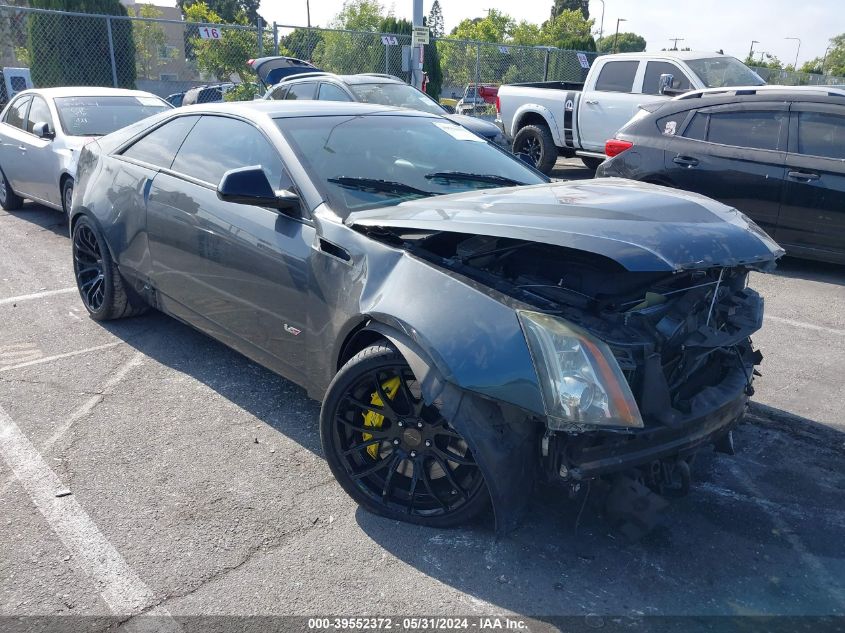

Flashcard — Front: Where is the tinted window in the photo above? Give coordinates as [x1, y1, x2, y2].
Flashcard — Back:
[348, 83, 445, 115]
[3, 96, 30, 129]
[26, 96, 52, 134]
[197, 87, 222, 104]
[594, 61, 638, 93]
[55, 95, 170, 136]
[706, 110, 785, 150]
[656, 112, 686, 136]
[269, 85, 288, 100]
[122, 116, 199, 169]
[683, 112, 707, 140]
[686, 57, 765, 88]
[171, 116, 283, 187]
[318, 83, 352, 102]
[643, 62, 691, 95]
[285, 83, 316, 100]
[797, 111, 845, 160]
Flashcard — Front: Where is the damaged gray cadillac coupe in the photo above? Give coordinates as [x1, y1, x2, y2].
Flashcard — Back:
[69, 101, 784, 532]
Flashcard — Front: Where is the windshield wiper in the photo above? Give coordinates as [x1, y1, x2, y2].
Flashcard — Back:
[425, 172, 526, 187]
[328, 177, 434, 198]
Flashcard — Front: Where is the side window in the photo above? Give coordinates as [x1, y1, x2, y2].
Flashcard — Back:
[3, 96, 31, 129]
[682, 112, 708, 140]
[318, 83, 352, 102]
[706, 110, 785, 151]
[285, 82, 316, 100]
[656, 112, 688, 136]
[26, 96, 52, 134]
[171, 116, 284, 187]
[642, 62, 691, 95]
[797, 111, 845, 160]
[269, 85, 288, 100]
[593, 61, 639, 93]
[121, 116, 199, 169]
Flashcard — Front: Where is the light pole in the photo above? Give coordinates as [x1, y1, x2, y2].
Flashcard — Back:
[668, 37, 684, 51]
[749, 40, 759, 60]
[822, 45, 832, 74]
[613, 18, 626, 54]
[785, 36, 801, 69]
[593, 0, 605, 41]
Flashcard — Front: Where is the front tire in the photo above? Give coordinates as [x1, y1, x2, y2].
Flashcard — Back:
[0, 167, 23, 211]
[513, 124, 558, 175]
[72, 215, 147, 321]
[321, 344, 490, 528]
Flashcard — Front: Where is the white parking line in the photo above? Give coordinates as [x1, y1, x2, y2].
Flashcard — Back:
[0, 403, 162, 615]
[0, 342, 121, 373]
[0, 287, 76, 307]
[764, 315, 845, 337]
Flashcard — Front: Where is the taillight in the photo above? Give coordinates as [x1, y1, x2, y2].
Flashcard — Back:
[247, 58, 255, 67]
[605, 139, 633, 158]
[495, 96, 500, 113]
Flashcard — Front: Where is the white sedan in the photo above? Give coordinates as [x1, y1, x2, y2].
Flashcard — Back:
[0, 87, 171, 214]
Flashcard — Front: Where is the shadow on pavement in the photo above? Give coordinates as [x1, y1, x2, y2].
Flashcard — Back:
[1, 202, 67, 238]
[773, 256, 845, 286]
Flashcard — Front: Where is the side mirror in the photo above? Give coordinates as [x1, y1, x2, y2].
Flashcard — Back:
[658, 73, 674, 95]
[217, 166, 300, 212]
[33, 121, 54, 140]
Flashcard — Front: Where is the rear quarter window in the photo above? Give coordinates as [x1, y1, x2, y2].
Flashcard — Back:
[656, 112, 688, 136]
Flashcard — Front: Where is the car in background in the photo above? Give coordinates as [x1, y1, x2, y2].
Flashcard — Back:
[262, 70, 509, 149]
[0, 67, 33, 109]
[596, 85, 845, 264]
[165, 92, 184, 108]
[69, 100, 781, 532]
[0, 87, 171, 214]
[455, 83, 498, 115]
[181, 83, 236, 106]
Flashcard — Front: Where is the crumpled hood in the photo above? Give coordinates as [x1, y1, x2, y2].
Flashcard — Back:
[347, 178, 784, 272]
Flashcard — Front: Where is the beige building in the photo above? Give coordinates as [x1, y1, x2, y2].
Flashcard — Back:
[121, 0, 193, 82]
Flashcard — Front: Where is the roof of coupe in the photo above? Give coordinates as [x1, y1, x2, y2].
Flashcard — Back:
[14, 87, 163, 99]
[175, 99, 439, 119]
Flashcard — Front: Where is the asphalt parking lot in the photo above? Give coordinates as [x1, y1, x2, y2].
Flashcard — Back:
[1, 158, 844, 631]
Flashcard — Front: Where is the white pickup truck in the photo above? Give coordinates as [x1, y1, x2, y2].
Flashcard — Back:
[496, 51, 765, 173]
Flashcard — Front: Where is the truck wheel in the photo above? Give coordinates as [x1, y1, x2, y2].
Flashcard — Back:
[321, 344, 490, 528]
[0, 167, 23, 211]
[581, 157, 604, 171]
[513, 125, 557, 175]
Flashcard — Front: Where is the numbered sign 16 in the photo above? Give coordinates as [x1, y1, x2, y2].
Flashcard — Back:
[199, 26, 222, 40]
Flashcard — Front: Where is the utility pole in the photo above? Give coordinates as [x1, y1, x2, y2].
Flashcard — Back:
[613, 18, 626, 53]
[668, 37, 684, 51]
[822, 45, 832, 74]
[594, 0, 605, 41]
[785, 36, 801, 69]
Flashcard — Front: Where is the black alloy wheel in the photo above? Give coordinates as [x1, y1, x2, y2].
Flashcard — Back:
[0, 167, 23, 211]
[512, 124, 557, 175]
[72, 216, 147, 321]
[321, 345, 489, 527]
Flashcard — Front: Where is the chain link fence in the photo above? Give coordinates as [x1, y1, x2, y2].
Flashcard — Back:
[1, 3, 843, 107]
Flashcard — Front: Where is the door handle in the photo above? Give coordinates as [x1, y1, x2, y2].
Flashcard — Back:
[18, 145, 27, 151]
[673, 156, 699, 167]
[585, 99, 599, 105]
[787, 170, 819, 181]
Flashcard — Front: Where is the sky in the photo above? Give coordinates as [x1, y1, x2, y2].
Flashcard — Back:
[255, 0, 840, 68]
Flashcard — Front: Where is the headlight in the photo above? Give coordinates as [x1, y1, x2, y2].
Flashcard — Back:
[518, 310, 643, 431]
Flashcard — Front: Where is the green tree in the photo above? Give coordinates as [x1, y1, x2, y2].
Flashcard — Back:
[542, 9, 595, 50]
[550, 0, 588, 20]
[133, 4, 167, 80]
[596, 32, 646, 53]
[282, 27, 322, 62]
[28, 0, 136, 88]
[177, 0, 261, 25]
[800, 34, 845, 77]
[183, 1, 268, 82]
[450, 9, 515, 42]
[428, 0, 445, 38]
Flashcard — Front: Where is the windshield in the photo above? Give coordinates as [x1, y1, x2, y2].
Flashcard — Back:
[686, 57, 766, 88]
[275, 114, 547, 217]
[54, 95, 170, 136]
[347, 83, 445, 115]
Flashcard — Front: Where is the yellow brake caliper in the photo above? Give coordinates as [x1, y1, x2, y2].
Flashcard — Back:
[363, 376, 401, 459]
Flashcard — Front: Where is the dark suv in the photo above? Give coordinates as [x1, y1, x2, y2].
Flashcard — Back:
[262, 70, 509, 149]
[596, 86, 845, 264]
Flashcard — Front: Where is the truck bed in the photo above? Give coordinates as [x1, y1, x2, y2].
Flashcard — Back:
[507, 81, 585, 91]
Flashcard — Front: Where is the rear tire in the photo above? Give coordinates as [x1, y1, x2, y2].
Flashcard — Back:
[581, 156, 604, 171]
[321, 344, 490, 528]
[72, 215, 147, 321]
[513, 124, 557, 175]
[0, 167, 23, 211]
[61, 178, 74, 216]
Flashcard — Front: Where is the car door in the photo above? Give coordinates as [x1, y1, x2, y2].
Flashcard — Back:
[317, 82, 353, 102]
[777, 104, 845, 258]
[662, 103, 788, 235]
[146, 114, 315, 381]
[21, 95, 62, 205]
[0, 95, 32, 193]
[283, 82, 318, 100]
[579, 60, 642, 152]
